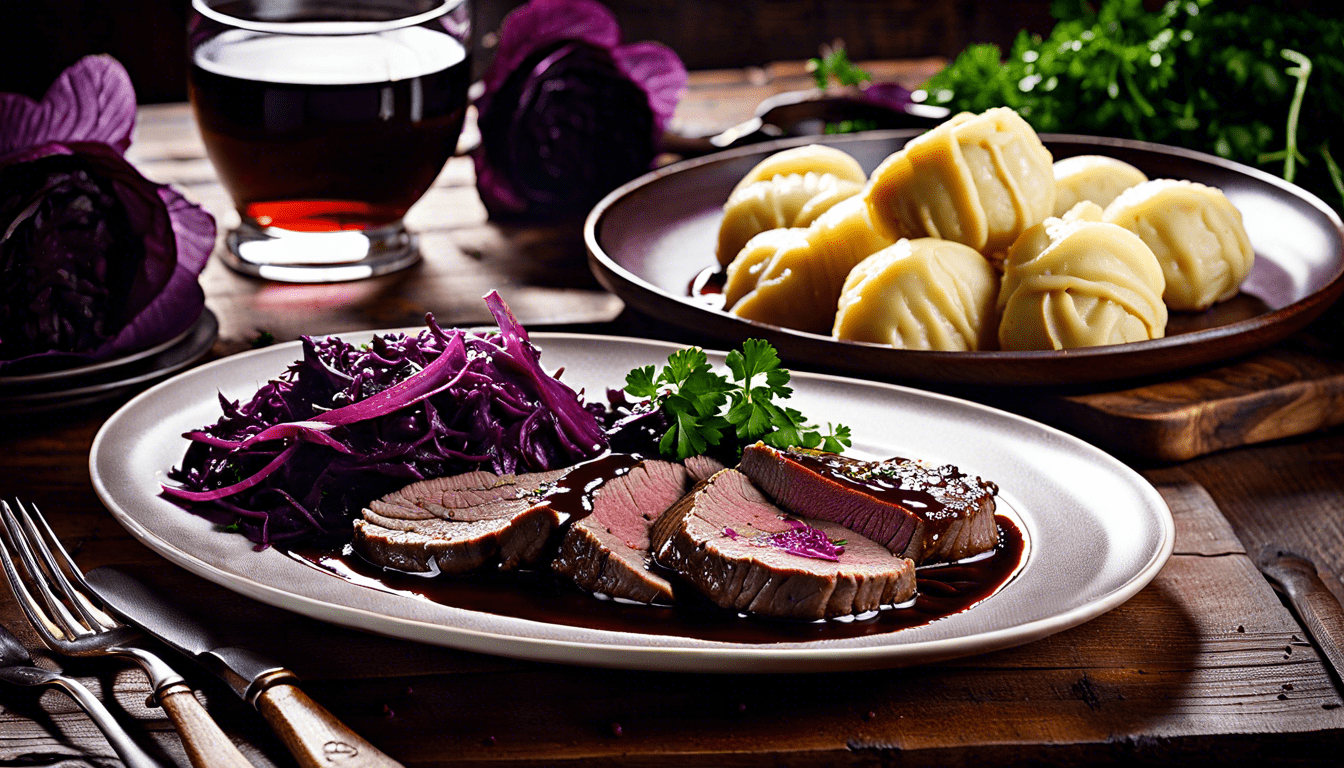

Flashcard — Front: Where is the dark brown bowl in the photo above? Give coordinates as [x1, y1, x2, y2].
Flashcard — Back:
[585, 131, 1344, 386]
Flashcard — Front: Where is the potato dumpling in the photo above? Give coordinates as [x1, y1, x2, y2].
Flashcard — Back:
[724, 197, 893, 333]
[1102, 179, 1254, 311]
[716, 171, 862, 266]
[1052, 155, 1148, 216]
[998, 203, 1167, 351]
[730, 144, 866, 196]
[863, 107, 1055, 257]
[832, 237, 999, 351]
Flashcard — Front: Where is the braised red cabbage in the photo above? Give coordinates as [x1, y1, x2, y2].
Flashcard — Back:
[165, 293, 607, 548]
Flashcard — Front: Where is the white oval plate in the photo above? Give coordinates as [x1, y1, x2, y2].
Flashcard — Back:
[90, 332, 1173, 672]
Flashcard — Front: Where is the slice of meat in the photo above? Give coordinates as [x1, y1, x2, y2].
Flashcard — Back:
[353, 468, 567, 574]
[550, 459, 691, 604]
[353, 455, 695, 598]
[683, 454, 727, 483]
[738, 444, 999, 564]
[652, 469, 915, 620]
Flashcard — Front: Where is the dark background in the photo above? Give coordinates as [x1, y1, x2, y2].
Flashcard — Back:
[0, 0, 1058, 104]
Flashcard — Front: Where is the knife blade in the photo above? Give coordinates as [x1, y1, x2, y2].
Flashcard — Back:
[84, 566, 404, 768]
[659, 87, 950, 158]
[1257, 549, 1344, 688]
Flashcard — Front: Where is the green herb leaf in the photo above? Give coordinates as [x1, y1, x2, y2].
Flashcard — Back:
[924, 0, 1344, 217]
[808, 45, 872, 90]
[822, 424, 853, 454]
[661, 347, 712, 387]
[625, 340, 853, 460]
[625, 365, 658, 399]
[726, 390, 774, 441]
[1321, 143, 1344, 209]
[1277, 49, 1313, 184]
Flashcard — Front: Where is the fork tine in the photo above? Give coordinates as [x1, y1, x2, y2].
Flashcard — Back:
[16, 500, 115, 631]
[3, 509, 252, 768]
[0, 501, 67, 645]
[0, 500, 91, 642]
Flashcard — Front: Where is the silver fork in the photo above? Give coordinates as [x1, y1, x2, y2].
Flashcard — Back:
[0, 620, 165, 768]
[0, 500, 254, 768]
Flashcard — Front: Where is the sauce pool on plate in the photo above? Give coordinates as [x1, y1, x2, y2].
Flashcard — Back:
[285, 515, 1025, 644]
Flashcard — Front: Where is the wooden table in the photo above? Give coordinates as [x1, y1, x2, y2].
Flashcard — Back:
[4, 61, 1344, 766]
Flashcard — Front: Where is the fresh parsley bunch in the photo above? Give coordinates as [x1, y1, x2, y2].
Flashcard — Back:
[624, 339, 852, 461]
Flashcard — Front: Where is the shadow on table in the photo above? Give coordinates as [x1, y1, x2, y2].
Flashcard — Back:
[91, 559, 1262, 765]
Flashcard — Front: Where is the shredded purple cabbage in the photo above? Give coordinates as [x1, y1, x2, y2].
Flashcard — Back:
[724, 520, 845, 562]
[164, 292, 606, 548]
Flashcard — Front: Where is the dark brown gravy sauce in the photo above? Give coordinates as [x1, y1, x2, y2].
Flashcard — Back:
[285, 515, 1025, 645]
[537, 453, 643, 525]
[688, 266, 727, 310]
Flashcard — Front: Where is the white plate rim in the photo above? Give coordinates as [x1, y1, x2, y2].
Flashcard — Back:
[90, 331, 1175, 673]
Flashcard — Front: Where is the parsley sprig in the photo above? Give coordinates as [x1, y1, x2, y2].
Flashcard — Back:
[625, 340, 853, 461]
[808, 44, 872, 90]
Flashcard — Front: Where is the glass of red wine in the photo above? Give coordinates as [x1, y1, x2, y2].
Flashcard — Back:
[188, 0, 471, 282]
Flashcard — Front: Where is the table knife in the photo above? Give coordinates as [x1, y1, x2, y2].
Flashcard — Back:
[83, 566, 404, 768]
[661, 88, 948, 157]
[1257, 549, 1344, 685]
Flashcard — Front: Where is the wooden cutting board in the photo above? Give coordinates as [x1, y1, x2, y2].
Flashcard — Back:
[988, 337, 1344, 463]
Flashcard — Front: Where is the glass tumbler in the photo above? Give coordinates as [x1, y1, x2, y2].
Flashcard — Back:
[188, 0, 471, 282]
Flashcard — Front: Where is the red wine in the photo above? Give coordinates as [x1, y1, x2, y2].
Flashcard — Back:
[189, 25, 469, 232]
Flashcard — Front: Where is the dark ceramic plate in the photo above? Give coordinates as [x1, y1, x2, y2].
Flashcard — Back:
[586, 131, 1344, 386]
[0, 309, 218, 414]
[0, 312, 203, 386]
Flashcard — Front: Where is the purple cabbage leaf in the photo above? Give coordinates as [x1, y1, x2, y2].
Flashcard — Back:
[0, 143, 212, 370]
[0, 56, 214, 372]
[473, 0, 687, 220]
[724, 519, 846, 562]
[0, 54, 136, 157]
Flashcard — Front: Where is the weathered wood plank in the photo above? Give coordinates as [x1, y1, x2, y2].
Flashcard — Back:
[1145, 466, 1246, 557]
[1041, 347, 1344, 463]
[281, 556, 1342, 765]
[669, 58, 945, 139]
[6, 546, 1337, 768]
[1181, 431, 1344, 611]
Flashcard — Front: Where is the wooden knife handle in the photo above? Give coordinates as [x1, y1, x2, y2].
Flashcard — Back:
[256, 682, 404, 768]
[158, 683, 256, 768]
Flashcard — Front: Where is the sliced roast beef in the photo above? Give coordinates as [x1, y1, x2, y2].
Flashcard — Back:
[652, 469, 916, 620]
[353, 468, 568, 574]
[353, 456, 694, 603]
[550, 459, 691, 604]
[738, 444, 999, 564]
[683, 454, 727, 483]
